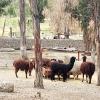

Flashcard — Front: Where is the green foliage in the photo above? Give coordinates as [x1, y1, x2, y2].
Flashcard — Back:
[7, 4, 16, 17]
[25, 3, 31, 17]
[71, 0, 92, 31]
[0, 0, 48, 22]
[0, 0, 12, 15]
[71, 7, 80, 20]
[7, 0, 30, 17]
[37, 0, 48, 22]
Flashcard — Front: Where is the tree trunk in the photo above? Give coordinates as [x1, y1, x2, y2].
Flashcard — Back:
[96, 18, 100, 86]
[91, 44, 96, 64]
[19, 0, 27, 60]
[2, 18, 6, 36]
[96, 41, 100, 85]
[94, 0, 100, 86]
[83, 31, 88, 51]
[64, 26, 69, 39]
[29, 0, 44, 89]
[83, 29, 91, 51]
[9, 27, 12, 38]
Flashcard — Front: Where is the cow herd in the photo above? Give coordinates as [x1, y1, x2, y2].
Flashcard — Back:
[13, 55, 95, 84]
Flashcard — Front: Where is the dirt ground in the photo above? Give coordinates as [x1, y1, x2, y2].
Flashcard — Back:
[0, 50, 99, 100]
[0, 69, 99, 100]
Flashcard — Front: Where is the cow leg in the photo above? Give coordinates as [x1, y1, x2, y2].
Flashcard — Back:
[89, 75, 92, 84]
[58, 73, 60, 80]
[67, 74, 70, 79]
[15, 68, 19, 78]
[86, 74, 88, 83]
[25, 70, 28, 78]
[76, 75, 79, 79]
[82, 74, 84, 82]
[51, 72, 55, 81]
[62, 73, 66, 82]
[29, 70, 31, 76]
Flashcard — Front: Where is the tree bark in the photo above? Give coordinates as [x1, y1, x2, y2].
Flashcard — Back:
[29, 0, 44, 89]
[97, 41, 100, 85]
[91, 44, 96, 63]
[93, 0, 100, 86]
[9, 27, 12, 38]
[19, 0, 27, 60]
[83, 30, 90, 51]
[64, 26, 69, 39]
[96, 21, 100, 86]
[2, 18, 6, 36]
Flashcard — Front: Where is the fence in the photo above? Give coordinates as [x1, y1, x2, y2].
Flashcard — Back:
[0, 37, 85, 51]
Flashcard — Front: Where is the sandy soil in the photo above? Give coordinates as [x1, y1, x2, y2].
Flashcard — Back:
[0, 50, 99, 100]
[0, 69, 99, 100]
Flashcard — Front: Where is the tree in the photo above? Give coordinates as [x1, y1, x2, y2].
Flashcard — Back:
[49, 0, 69, 34]
[48, 0, 78, 36]
[0, 0, 12, 36]
[29, 0, 44, 89]
[71, 0, 100, 86]
[93, 0, 100, 86]
[27, 0, 48, 23]
[19, 0, 27, 60]
[0, 0, 12, 15]
[71, 0, 92, 51]
[7, 3, 17, 17]
[37, 0, 48, 22]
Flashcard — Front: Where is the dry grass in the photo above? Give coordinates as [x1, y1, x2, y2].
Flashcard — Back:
[0, 69, 99, 100]
[0, 50, 98, 100]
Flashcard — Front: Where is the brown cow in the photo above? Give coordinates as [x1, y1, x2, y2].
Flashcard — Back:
[13, 59, 35, 78]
